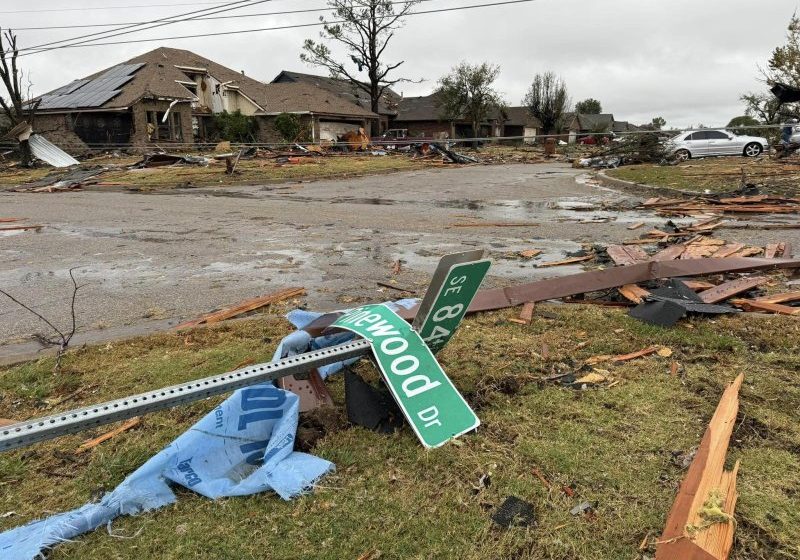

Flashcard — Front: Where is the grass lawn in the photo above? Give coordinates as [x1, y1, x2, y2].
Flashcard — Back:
[607, 156, 800, 196]
[0, 155, 436, 190]
[1, 306, 798, 559]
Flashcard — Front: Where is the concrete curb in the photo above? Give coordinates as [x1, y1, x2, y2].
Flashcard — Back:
[595, 169, 701, 198]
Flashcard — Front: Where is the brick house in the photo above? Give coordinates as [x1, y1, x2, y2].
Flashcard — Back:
[31, 48, 378, 151]
[392, 93, 541, 142]
[559, 113, 640, 143]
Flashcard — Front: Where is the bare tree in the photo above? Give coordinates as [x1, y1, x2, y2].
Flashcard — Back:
[1, 268, 83, 371]
[0, 28, 37, 166]
[524, 72, 570, 135]
[301, 0, 420, 134]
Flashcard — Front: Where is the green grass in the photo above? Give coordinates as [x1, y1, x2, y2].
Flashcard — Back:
[1, 307, 799, 559]
[607, 157, 800, 196]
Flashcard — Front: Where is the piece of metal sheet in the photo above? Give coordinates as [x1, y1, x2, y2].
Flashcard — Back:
[28, 134, 79, 167]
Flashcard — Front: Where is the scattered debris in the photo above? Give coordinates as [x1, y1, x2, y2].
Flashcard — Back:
[537, 254, 595, 268]
[519, 249, 542, 259]
[174, 287, 305, 329]
[343, 369, 402, 433]
[76, 417, 141, 454]
[28, 134, 79, 167]
[570, 501, 594, 516]
[376, 281, 416, 294]
[491, 496, 536, 528]
[655, 375, 742, 560]
[131, 153, 208, 169]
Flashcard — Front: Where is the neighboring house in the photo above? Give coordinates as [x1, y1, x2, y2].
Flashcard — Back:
[559, 113, 640, 143]
[501, 107, 542, 143]
[392, 93, 541, 142]
[31, 47, 378, 151]
[257, 82, 378, 143]
[612, 120, 640, 134]
[271, 70, 400, 134]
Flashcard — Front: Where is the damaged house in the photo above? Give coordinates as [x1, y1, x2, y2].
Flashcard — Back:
[271, 70, 400, 135]
[560, 112, 641, 143]
[392, 92, 541, 141]
[31, 48, 380, 151]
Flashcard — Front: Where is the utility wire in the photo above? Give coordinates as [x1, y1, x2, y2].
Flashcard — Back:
[17, 0, 537, 56]
[0, 2, 228, 14]
[10, 0, 437, 31]
[16, 0, 273, 55]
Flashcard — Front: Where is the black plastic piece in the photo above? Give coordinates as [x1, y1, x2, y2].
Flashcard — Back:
[492, 496, 536, 528]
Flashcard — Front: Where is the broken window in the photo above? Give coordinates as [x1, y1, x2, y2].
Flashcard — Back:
[146, 110, 183, 142]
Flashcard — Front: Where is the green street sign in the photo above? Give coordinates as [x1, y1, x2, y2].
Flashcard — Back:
[333, 304, 479, 448]
[416, 259, 491, 354]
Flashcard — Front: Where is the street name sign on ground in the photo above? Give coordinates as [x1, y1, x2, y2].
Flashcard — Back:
[333, 304, 479, 448]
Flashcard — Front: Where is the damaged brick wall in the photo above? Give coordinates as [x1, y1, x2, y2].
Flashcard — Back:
[34, 113, 91, 154]
[131, 100, 193, 147]
[394, 120, 453, 139]
[255, 114, 314, 144]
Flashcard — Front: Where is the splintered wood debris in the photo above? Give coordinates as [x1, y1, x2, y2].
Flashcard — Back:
[655, 374, 743, 560]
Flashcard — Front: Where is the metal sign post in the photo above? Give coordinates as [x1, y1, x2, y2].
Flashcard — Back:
[0, 250, 492, 453]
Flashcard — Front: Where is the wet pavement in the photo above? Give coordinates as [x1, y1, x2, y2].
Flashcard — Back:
[1, 162, 795, 362]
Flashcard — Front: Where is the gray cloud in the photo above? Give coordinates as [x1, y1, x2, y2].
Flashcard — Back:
[7, 0, 797, 128]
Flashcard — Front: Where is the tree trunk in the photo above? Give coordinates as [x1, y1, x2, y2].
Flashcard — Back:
[19, 139, 32, 167]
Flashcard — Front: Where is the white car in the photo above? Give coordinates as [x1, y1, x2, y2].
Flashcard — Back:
[666, 130, 768, 160]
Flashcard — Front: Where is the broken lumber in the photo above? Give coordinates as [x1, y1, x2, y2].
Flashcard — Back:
[76, 417, 141, 453]
[651, 245, 686, 261]
[729, 298, 800, 315]
[753, 290, 800, 304]
[618, 284, 650, 304]
[537, 254, 594, 268]
[175, 287, 305, 329]
[607, 245, 648, 266]
[612, 346, 659, 362]
[518, 302, 535, 324]
[0, 224, 42, 232]
[698, 277, 768, 304]
[519, 249, 542, 259]
[655, 375, 743, 560]
[627, 222, 645, 230]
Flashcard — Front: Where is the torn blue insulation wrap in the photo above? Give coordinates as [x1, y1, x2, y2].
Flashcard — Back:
[0, 299, 418, 560]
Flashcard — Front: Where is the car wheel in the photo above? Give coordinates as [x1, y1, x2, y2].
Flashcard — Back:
[743, 143, 762, 157]
[674, 149, 690, 161]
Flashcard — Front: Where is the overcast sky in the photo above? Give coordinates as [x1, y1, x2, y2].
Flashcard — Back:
[3, 0, 796, 128]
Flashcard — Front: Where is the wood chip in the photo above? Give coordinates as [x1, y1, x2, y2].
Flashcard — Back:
[711, 243, 745, 258]
[618, 284, 650, 304]
[682, 280, 716, 290]
[76, 417, 141, 453]
[518, 302, 535, 324]
[519, 249, 542, 259]
[612, 346, 659, 362]
[627, 222, 645, 230]
[537, 254, 594, 267]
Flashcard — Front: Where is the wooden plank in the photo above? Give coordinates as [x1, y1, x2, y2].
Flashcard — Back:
[518, 302, 535, 324]
[536, 254, 594, 268]
[699, 276, 768, 304]
[626, 222, 645, 230]
[683, 280, 716, 291]
[617, 284, 650, 304]
[754, 290, 800, 304]
[764, 243, 779, 259]
[730, 298, 800, 315]
[711, 243, 745, 258]
[607, 245, 646, 266]
[730, 247, 763, 258]
[76, 417, 141, 453]
[175, 287, 306, 329]
[0, 218, 22, 223]
[651, 245, 686, 261]
[519, 249, 542, 259]
[655, 375, 742, 560]
[0, 224, 43, 232]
